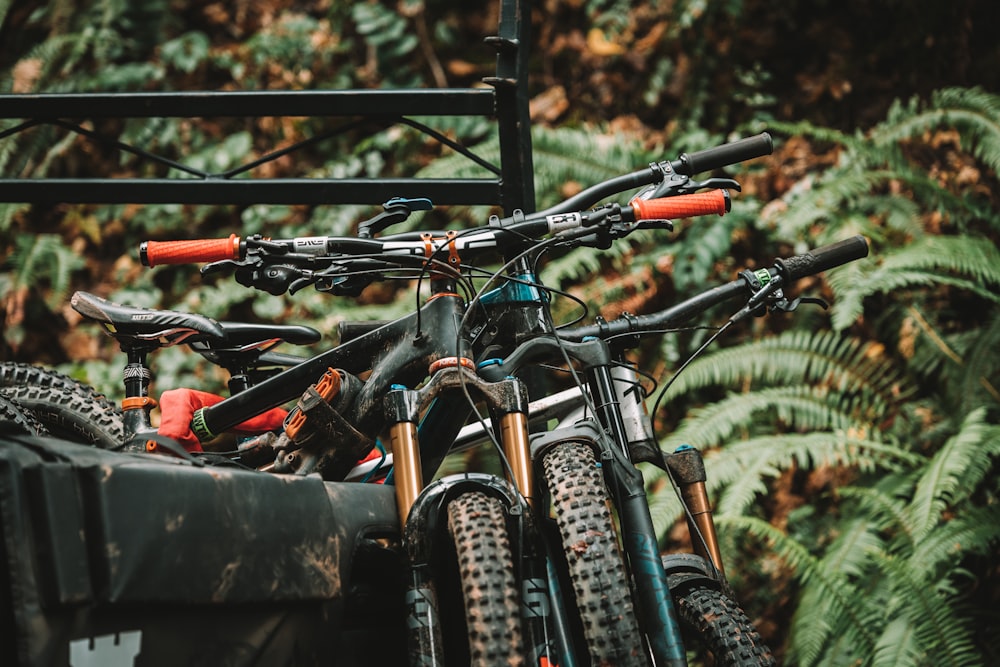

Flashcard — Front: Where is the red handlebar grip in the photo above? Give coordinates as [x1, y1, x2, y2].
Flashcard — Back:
[141, 234, 241, 267]
[631, 190, 730, 221]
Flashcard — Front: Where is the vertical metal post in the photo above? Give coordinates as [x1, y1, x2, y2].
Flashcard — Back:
[487, 0, 535, 215]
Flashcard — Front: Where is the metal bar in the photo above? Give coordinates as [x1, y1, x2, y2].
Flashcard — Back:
[0, 89, 496, 119]
[490, 0, 535, 215]
[0, 178, 502, 205]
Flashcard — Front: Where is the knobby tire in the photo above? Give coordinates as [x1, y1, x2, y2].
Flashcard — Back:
[0, 394, 49, 436]
[674, 584, 776, 666]
[446, 491, 525, 666]
[0, 362, 124, 449]
[541, 440, 646, 666]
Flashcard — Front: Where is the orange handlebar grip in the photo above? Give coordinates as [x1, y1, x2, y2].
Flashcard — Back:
[141, 234, 241, 267]
[631, 190, 730, 221]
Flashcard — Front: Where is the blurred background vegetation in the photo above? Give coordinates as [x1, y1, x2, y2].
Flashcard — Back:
[1, 0, 998, 664]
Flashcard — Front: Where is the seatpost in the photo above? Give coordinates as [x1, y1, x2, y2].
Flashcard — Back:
[120, 347, 156, 441]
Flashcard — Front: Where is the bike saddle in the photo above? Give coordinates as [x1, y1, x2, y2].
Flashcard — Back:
[213, 321, 321, 348]
[71, 291, 227, 346]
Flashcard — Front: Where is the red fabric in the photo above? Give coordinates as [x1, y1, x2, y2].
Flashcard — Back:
[157, 388, 287, 452]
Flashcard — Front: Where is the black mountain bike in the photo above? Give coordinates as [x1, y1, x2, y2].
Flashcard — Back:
[5, 133, 869, 665]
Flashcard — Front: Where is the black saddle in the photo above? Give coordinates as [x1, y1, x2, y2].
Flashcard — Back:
[71, 292, 321, 350]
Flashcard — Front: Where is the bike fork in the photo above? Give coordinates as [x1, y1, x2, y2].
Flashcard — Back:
[391, 362, 566, 666]
[589, 362, 688, 667]
[666, 445, 725, 576]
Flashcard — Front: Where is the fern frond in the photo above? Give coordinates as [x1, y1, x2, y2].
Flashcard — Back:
[665, 385, 876, 448]
[670, 212, 741, 293]
[874, 87, 1000, 174]
[871, 618, 924, 667]
[707, 432, 919, 516]
[766, 119, 856, 150]
[721, 515, 880, 664]
[829, 236, 1000, 330]
[956, 310, 1000, 409]
[911, 504, 1000, 578]
[770, 168, 888, 239]
[661, 330, 909, 413]
[874, 550, 983, 667]
[5, 234, 84, 308]
[817, 515, 887, 580]
[880, 236, 1000, 285]
[836, 483, 917, 543]
[906, 407, 999, 542]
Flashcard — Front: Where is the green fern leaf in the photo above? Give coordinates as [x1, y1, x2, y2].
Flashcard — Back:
[874, 87, 1000, 174]
[911, 504, 1000, 578]
[829, 236, 1000, 330]
[661, 330, 909, 413]
[837, 484, 916, 542]
[871, 618, 923, 667]
[906, 408, 999, 542]
[721, 515, 880, 664]
[5, 234, 84, 308]
[874, 550, 983, 667]
[708, 432, 919, 516]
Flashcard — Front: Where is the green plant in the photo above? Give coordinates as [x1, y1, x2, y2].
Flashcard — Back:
[721, 409, 1000, 667]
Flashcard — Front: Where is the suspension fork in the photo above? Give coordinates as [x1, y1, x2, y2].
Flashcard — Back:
[390, 361, 563, 665]
[666, 445, 725, 576]
[587, 359, 689, 667]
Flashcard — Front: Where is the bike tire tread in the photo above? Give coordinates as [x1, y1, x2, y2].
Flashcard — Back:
[447, 491, 525, 666]
[1, 381, 124, 449]
[542, 440, 646, 666]
[675, 584, 777, 667]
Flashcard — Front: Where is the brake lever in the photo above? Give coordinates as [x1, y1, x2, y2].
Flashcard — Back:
[288, 274, 317, 295]
[770, 296, 828, 313]
[641, 164, 742, 198]
[312, 262, 382, 297]
[683, 177, 741, 193]
[200, 259, 244, 276]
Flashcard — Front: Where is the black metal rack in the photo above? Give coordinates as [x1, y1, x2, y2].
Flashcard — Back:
[0, 0, 534, 214]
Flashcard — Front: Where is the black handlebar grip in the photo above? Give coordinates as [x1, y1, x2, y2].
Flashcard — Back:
[774, 235, 870, 281]
[677, 132, 774, 175]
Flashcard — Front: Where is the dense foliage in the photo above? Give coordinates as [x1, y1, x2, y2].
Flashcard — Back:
[1, 1, 998, 664]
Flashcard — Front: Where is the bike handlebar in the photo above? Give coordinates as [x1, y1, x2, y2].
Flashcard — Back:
[138, 133, 771, 268]
[138, 190, 731, 269]
[677, 133, 774, 176]
[774, 235, 869, 281]
[561, 235, 869, 342]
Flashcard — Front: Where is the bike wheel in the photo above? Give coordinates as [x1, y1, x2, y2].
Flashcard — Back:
[0, 363, 124, 449]
[446, 491, 525, 666]
[540, 440, 646, 666]
[0, 394, 49, 436]
[674, 584, 776, 666]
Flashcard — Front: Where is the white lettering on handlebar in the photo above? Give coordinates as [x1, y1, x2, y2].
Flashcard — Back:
[293, 237, 330, 254]
[546, 212, 582, 233]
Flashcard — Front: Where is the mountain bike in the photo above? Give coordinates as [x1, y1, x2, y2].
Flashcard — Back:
[6, 133, 868, 665]
[129, 131, 870, 666]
